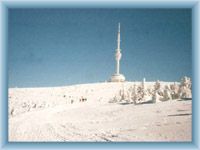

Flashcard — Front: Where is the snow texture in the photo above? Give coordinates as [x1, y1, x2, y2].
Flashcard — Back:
[9, 77, 192, 142]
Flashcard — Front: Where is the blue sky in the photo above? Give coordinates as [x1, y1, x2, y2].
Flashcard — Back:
[8, 8, 192, 87]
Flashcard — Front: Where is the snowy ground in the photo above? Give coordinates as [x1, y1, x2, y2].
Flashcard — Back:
[9, 82, 192, 142]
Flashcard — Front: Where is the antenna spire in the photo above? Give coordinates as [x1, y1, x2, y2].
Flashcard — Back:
[117, 22, 121, 50]
[118, 22, 120, 33]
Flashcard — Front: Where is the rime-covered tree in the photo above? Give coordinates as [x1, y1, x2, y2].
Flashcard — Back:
[179, 76, 192, 99]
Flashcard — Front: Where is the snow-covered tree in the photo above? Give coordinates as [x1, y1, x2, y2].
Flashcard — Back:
[163, 85, 172, 100]
[179, 76, 192, 99]
[170, 82, 180, 99]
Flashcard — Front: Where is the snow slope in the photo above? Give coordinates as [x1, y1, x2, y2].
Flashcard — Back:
[8, 82, 191, 142]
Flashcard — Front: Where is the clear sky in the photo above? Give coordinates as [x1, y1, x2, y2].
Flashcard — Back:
[8, 8, 192, 88]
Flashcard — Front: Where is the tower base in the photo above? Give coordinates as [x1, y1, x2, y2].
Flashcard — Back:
[110, 74, 126, 82]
